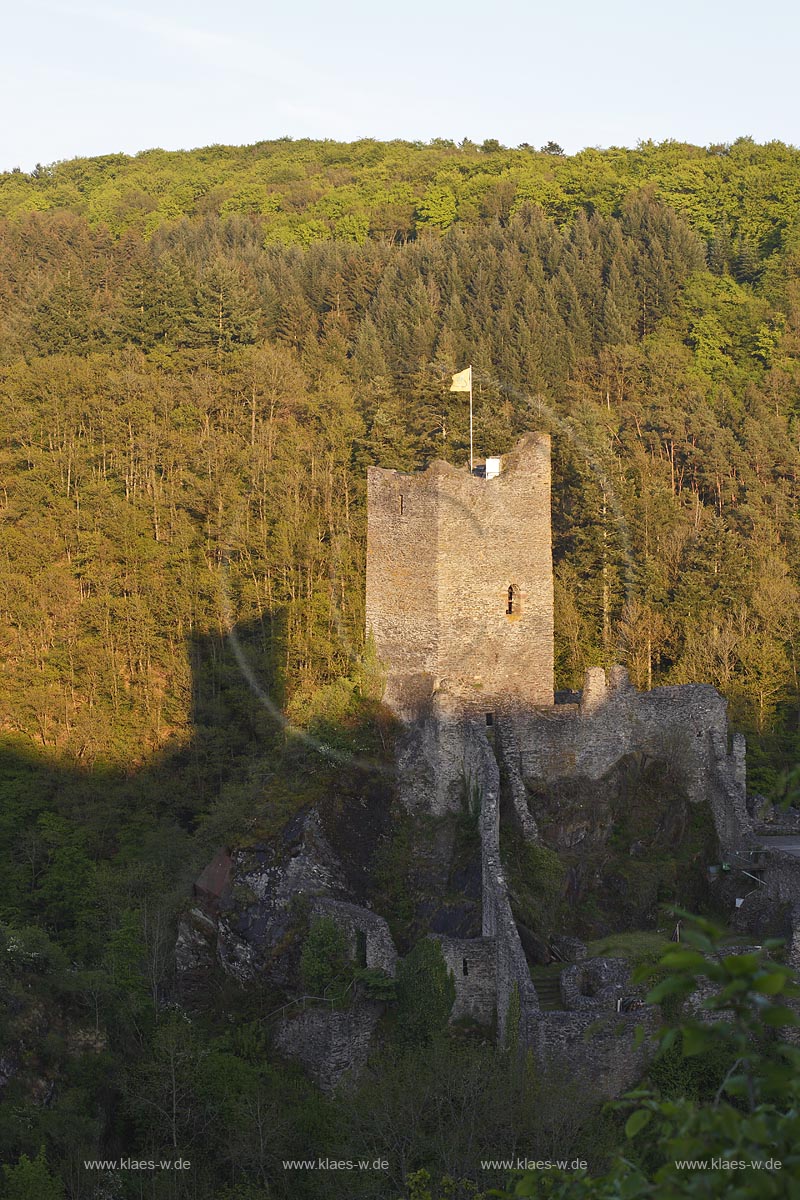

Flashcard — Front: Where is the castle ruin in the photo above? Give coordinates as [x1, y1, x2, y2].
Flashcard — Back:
[181, 432, 800, 1099]
[181, 430, 775, 1096]
[366, 431, 753, 1066]
[366, 432, 554, 718]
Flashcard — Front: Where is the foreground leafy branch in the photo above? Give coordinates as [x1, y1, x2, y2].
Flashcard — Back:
[502, 914, 800, 1199]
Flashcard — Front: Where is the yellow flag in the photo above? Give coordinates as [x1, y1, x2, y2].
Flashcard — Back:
[449, 365, 472, 392]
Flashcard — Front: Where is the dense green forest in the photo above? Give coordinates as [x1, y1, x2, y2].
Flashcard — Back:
[2, 136, 800, 1197]
[3, 136, 800, 761]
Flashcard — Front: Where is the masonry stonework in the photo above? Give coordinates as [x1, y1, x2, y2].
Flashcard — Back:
[366, 433, 554, 719]
[310, 898, 398, 976]
[273, 1002, 382, 1093]
[510, 666, 750, 851]
[430, 934, 497, 1025]
[225, 429, 763, 1092]
[362, 430, 759, 1086]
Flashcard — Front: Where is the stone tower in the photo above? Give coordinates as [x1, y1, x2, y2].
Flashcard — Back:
[366, 432, 554, 719]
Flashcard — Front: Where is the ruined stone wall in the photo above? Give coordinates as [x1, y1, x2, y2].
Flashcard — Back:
[559, 957, 631, 1011]
[509, 667, 750, 852]
[393, 704, 539, 1038]
[468, 722, 540, 1044]
[404, 665, 749, 849]
[758, 852, 800, 906]
[495, 717, 539, 840]
[787, 908, 800, 973]
[366, 464, 440, 717]
[435, 433, 553, 707]
[734, 845, 800, 972]
[531, 1010, 658, 1100]
[311, 897, 398, 976]
[395, 692, 471, 814]
[431, 935, 496, 1024]
[366, 433, 554, 720]
[273, 1002, 381, 1093]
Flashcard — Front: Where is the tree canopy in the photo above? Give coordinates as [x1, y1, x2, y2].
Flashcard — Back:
[2, 134, 800, 1198]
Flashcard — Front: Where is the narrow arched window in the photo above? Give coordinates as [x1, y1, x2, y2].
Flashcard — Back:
[399, 494, 404, 515]
[506, 585, 514, 615]
[462, 957, 469, 977]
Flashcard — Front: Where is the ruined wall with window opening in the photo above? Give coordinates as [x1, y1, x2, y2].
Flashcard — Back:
[366, 432, 554, 720]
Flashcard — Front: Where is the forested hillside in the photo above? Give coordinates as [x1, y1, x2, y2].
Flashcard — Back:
[2, 137, 800, 766]
[2, 135, 799, 251]
[2, 136, 800, 1196]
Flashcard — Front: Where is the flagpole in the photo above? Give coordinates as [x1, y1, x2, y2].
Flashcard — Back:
[469, 365, 473, 474]
[449, 366, 474, 471]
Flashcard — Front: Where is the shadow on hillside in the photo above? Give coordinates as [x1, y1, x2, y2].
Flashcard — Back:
[0, 601, 404, 944]
[0, 610, 306, 919]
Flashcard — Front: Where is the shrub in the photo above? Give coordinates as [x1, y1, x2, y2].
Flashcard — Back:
[2, 1148, 64, 1199]
[299, 917, 351, 1002]
[354, 966, 397, 1002]
[395, 939, 455, 1045]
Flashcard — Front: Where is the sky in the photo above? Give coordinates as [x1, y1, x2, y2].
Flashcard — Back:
[3, 0, 799, 171]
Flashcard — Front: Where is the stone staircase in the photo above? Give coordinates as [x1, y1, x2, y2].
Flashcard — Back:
[530, 966, 564, 1011]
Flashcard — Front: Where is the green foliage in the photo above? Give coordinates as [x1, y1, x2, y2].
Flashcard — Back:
[523, 759, 718, 936]
[286, 673, 395, 760]
[2, 1149, 64, 1200]
[586, 931, 672, 969]
[353, 966, 397, 1002]
[645, 1040, 736, 1102]
[395, 939, 456, 1045]
[350, 1036, 609, 1198]
[299, 917, 352, 1001]
[1, 162, 799, 764]
[402, 1169, 487, 1199]
[502, 831, 566, 934]
[2, 136, 800, 1196]
[501, 914, 800, 1198]
[3, 137, 800, 258]
[371, 810, 436, 944]
[1, 924, 68, 977]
